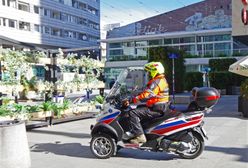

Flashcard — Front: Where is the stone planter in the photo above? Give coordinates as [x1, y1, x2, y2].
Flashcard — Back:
[227, 86, 241, 95]
[30, 111, 52, 119]
[0, 116, 14, 121]
[242, 98, 248, 118]
[0, 120, 31, 168]
[238, 96, 243, 112]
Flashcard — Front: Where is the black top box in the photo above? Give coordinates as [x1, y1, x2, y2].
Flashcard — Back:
[195, 87, 220, 108]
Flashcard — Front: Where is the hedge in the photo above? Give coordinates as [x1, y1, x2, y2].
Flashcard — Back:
[209, 58, 237, 72]
[184, 72, 203, 91]
[149, 47, 186, 93]
[209, 72, 233, 89]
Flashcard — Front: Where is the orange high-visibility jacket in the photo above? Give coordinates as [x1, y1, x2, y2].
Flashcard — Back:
[136, 74, 169, 107]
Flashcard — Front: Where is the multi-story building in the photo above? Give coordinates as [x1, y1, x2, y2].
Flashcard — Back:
[102, 0, 248, 86]
[0, 0, 100, 49]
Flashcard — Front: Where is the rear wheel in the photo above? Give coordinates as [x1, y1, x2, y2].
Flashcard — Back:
[90, 133, 117, 159]
[179, 133, 204, 159]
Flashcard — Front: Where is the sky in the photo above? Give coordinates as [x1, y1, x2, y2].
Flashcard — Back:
[100, 0, 204, 29]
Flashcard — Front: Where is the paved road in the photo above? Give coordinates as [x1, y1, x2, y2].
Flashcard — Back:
[27, 96, 248, 168]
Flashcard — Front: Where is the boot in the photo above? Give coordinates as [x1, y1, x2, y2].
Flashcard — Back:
[130, 134, 147, 144]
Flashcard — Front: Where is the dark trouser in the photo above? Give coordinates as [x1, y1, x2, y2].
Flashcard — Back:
[128, 106, 162, 136]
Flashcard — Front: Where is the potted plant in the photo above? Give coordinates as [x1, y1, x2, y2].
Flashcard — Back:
[61, 99, 72, 116]
[12, 104, 28, 120]
[240, 79, 248, 118]
[26, 105, 42, 120]
[20, 76, 38, 100]
[0, 105, 13, 121]
[51, 103, 63, 118]
[40, 101, 53, 118]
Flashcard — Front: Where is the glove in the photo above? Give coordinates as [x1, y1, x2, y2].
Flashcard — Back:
[121, 98, 130, 108]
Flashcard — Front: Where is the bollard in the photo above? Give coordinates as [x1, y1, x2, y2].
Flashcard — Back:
[0, 120, 31, 168]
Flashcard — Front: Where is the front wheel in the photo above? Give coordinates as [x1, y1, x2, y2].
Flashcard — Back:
[90, 133, 117, 159]
[179, 133, 204, 159]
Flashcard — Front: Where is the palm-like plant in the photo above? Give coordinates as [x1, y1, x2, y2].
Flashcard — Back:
[40, 101, 52, 112]
[51, 103, 63, 118]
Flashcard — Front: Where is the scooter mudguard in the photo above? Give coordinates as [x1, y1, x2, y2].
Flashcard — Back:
[91, 123, 118, 141]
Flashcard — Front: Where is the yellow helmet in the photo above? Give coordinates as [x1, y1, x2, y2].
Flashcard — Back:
[144, 62, 165, 78]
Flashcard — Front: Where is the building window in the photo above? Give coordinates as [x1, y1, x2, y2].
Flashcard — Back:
[135, 48, 147, 57]
[181, 45, 196, 55]
[123, 42, 134, 47]
[51, 10, 60, 20]
[51, 28, 60, 36]
[72, 0, 78, 8]
[172, 38, 180, 44]
[18, 1, 30, 12]
[78, 1, 86, 10]
[44, 26, 50, 34]
[78, 33, 87, 41]
[214, 42, 231, 56]
[62, 30, 69, 37]
[34, 6, 39, 14]
[19, 21, 30, 31]
[7, 0, 16, 8]
[109, 43, 122, 48]
[164, 39, 172, 45]
[78, 17, 87, 26]
[180, 37, 195, 43]
[88, 21, 99, 30]
[88, 5, 98, 15]
[135, 41, 147, 47]
[68, 31, 76, 38]
[9, 19, 16, 28]
[44, 9, 50, 17]
[34, 24, 39, 32]
[61, 13, 69, 22]
[109, 49, 123, 56]
[1, 18, 7, 26]
[148, 39, 163, 46]
[70, 15, 77, 23]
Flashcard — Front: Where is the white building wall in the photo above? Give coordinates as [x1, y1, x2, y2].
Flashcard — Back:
[0, 0, 100, 48]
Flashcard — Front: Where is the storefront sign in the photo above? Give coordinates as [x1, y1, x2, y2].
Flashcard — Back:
[242, 0, 248, 5]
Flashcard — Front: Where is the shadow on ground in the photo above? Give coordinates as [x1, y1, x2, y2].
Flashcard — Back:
[205, 146, 248, 163]
[30, 143, 96, 159]
[29, 130, 91, 139]
[30, 143, 178, 160]
[30, 142, 248, 162]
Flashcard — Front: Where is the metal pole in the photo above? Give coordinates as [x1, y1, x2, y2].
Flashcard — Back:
[172, 58, 175, 104]
[0, 60, 2, 81]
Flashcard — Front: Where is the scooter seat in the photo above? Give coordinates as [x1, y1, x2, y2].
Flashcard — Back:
[142, 107, 180, 130]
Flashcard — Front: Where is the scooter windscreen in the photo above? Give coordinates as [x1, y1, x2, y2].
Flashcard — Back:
[105, 69, 129, 101]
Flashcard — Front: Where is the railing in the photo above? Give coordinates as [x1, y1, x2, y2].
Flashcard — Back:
[108, 55, 147, 62]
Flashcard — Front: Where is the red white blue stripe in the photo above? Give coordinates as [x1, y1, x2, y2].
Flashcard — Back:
[99, 111, 121, 124]
[151, 114, 203, 135]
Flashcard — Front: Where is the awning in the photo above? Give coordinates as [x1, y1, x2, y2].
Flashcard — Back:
[229, 56, 248, 77]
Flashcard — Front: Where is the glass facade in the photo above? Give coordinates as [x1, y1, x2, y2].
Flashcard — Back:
[107, 34, 233, 61]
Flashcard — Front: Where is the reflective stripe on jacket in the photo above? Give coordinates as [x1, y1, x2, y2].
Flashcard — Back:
[136, 74, 169, 107]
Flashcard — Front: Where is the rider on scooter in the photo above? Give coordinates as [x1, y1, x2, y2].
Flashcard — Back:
[127, 62, 170, 144]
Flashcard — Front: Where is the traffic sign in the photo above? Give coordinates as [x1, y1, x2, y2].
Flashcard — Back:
[169, 53, 178, 59]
